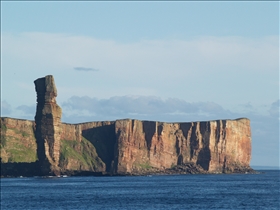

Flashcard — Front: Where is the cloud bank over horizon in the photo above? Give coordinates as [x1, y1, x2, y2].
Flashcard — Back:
[62, 95, 232, 122]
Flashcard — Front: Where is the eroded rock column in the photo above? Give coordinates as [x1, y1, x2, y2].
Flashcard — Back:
[34, 75, 62, 175]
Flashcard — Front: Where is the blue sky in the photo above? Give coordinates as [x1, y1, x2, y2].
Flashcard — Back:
[1, 2, 279, 167]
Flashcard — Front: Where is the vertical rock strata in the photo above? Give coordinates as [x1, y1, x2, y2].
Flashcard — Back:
[34, 75, 62, 175]
[1, 117, 252, 176]
[113, 118, 251, 174]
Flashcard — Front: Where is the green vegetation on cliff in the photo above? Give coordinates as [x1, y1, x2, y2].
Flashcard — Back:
[81, 124, 116, 172]
[0, 125, 37, 163]
[137, 162, 152, 169]
[59, 137, 105, 171]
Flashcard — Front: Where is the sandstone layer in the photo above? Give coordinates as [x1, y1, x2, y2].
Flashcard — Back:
[34, 75, 62, 175]
[1, 75, 253, 176]
[113, 118, 251, 174]
[1, 117, 253, 176]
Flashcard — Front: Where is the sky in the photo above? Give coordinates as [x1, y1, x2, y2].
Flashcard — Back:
[1, 2, 279, 168]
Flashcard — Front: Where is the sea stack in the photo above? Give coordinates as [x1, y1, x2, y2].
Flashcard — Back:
[34, 75, 62, 175]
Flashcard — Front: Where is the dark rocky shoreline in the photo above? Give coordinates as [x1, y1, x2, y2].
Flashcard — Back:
[1, 162, 258, 178]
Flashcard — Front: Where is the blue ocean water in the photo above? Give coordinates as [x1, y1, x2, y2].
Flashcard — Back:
[1, 170, 279, 210]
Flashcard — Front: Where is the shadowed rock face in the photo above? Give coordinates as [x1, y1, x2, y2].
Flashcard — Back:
[0, 75, 253, 176]
[34, 75, 62, 175]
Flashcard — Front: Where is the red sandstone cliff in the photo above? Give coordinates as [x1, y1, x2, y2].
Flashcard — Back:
[1, 117, 252, 176]
[113, 118, 251, 174]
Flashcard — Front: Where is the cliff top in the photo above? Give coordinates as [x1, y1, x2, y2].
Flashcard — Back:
[0, 117, 250, 125]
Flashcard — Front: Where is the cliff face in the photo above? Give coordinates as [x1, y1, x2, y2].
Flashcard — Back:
[1, 117, 252, 176]
[113, 118, 251, 174]
[0, 118, 37, 163]
[0, 75, 253, 176]
[59, 121, 115, 174]
[1, 118, 115, 176]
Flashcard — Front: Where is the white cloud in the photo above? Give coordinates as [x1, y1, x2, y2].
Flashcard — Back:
[62, 95, 234, 122]
[1, 100, 12, 116]
[268, 100, 279, 118]
[16, 105, 36, 116]
[1, 32, 279, 114]
[2, 32, 278, 75]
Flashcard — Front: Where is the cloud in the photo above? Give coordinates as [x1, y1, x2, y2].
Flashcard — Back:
[62, 95, 235, 122]
[239, 102, 253, 110]
[1, 100, 12, 116]
[74, 67, 99, 71]
[16, 105, 36, 115]
[268, 100, 279, 118]
[0, 101, 35, 120]
[2, 32, 278, 109]
[2, 33, 278, 77]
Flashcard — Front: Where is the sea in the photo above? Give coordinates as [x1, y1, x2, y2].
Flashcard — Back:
[1, 170, 279, 210]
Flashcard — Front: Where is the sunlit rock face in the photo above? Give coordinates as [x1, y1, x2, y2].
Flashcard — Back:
[0, 117, 37, 164]
[113, 118, 251, 174]
[34, 75, 62, 175]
